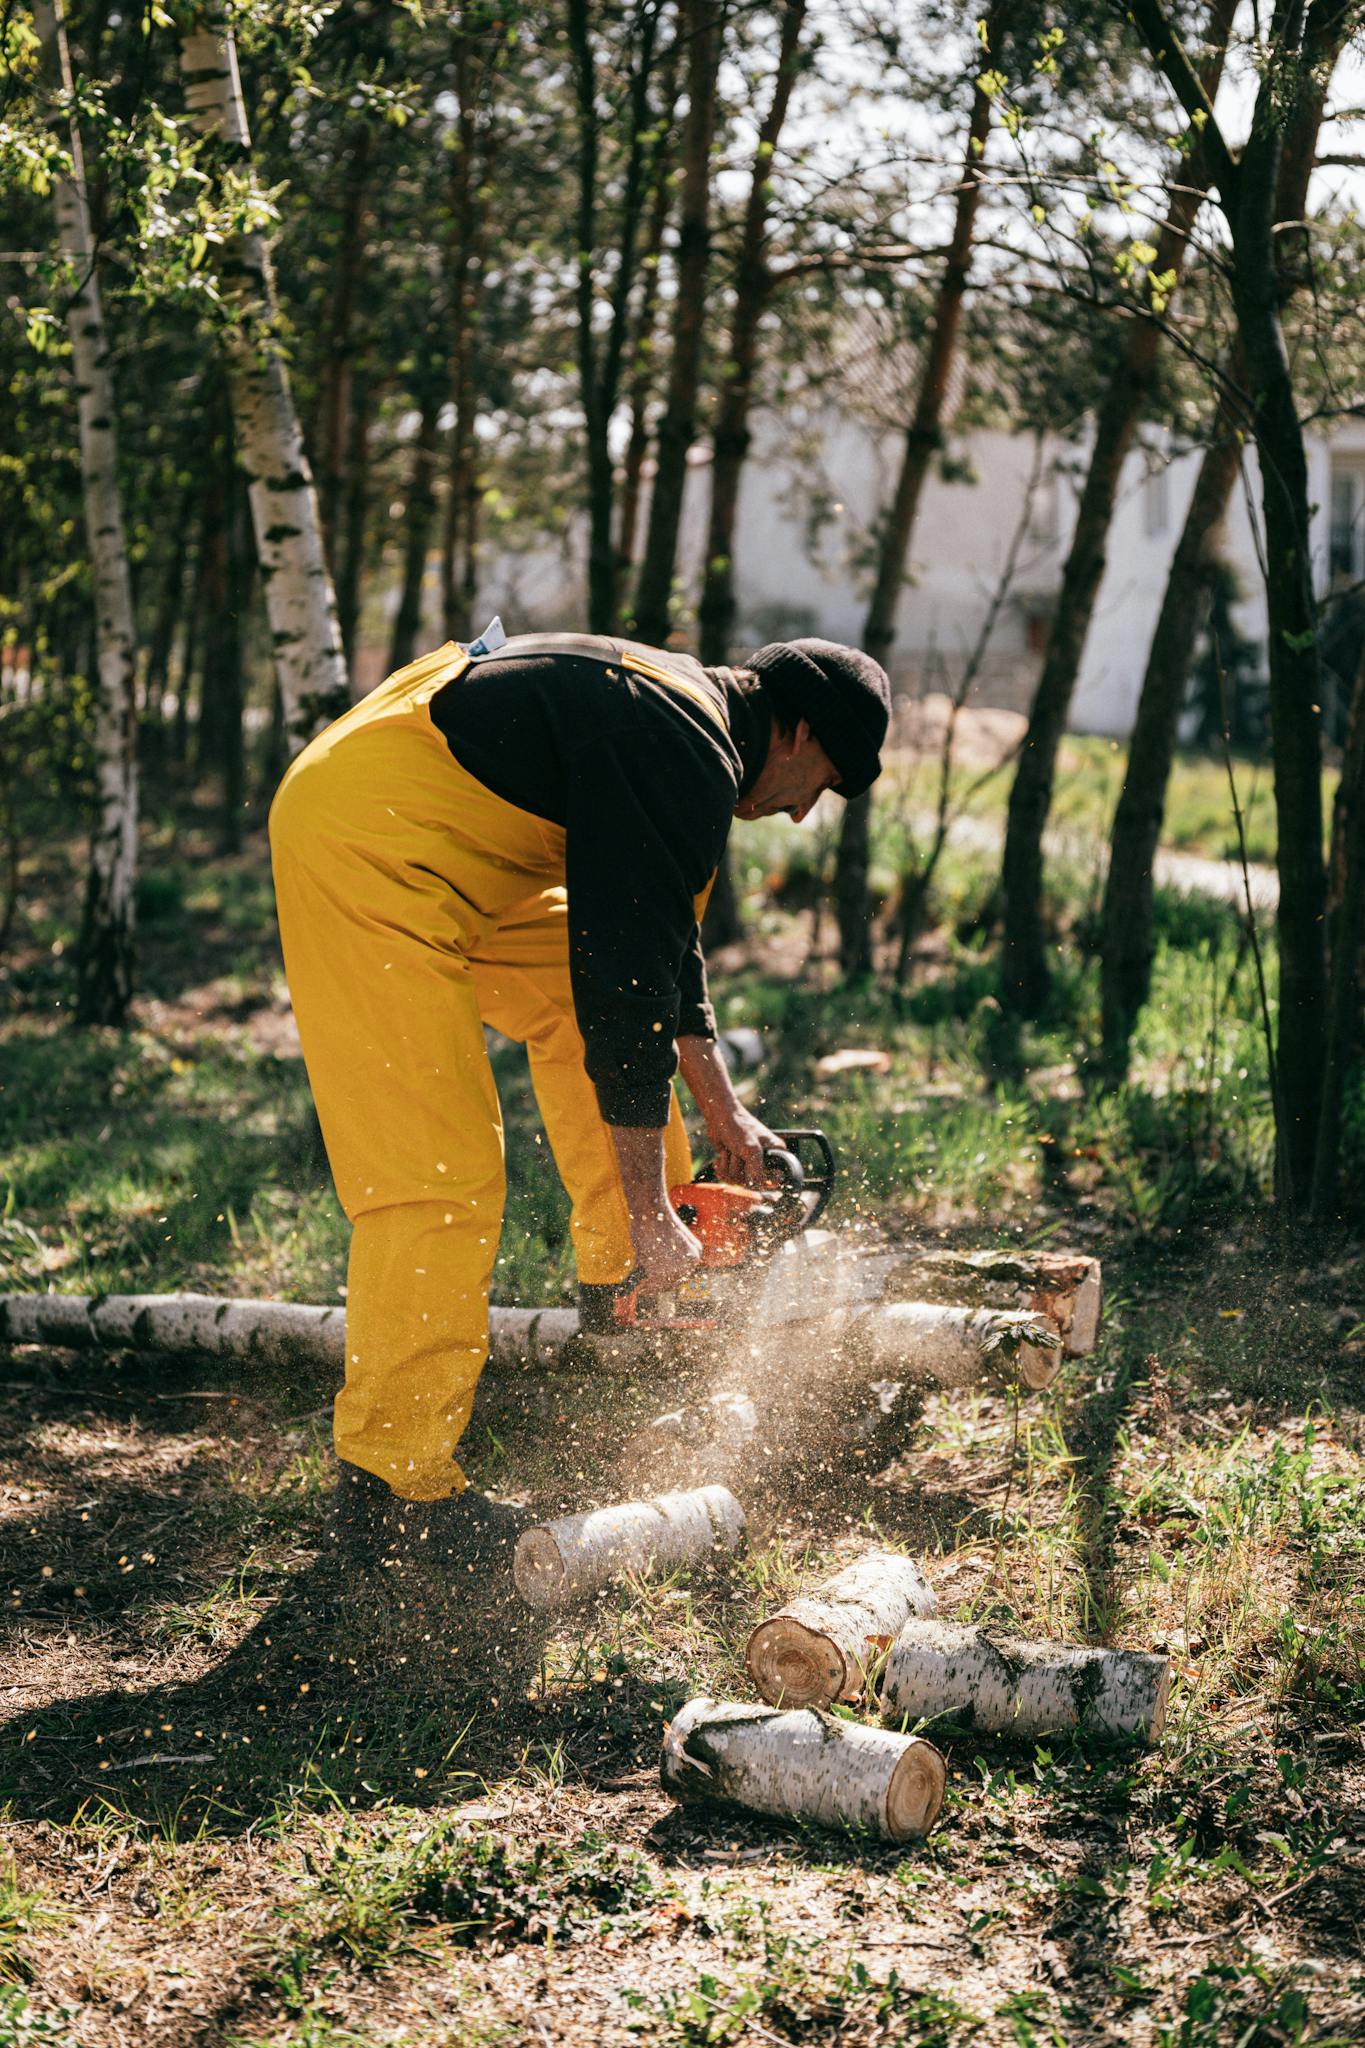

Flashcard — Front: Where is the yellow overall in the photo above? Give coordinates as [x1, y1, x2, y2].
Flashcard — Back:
[269, 641, 704, 1499]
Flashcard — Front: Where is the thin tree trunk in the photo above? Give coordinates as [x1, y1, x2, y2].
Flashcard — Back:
[1099, 28, 1339, 1080]
[1226, 147, 1326, 1208]
[999, 2, 1234, 1015]
[631, 0, 725, 646]
[440, 29, 494, 644]
[1099, 402, 1242, 1072]
[315, 124, 372, 567]
[696, 0, 807, 667]
[335, 367, 373, 665]
[835, 5, 1005, 979]
[179, 16, 348, 756]
[34, 0, 139, 1026]
[569, 0, 661, 634]
[1310, 639, 1365, 1213]
[614, 41, 682, 605]
[389, 387, 442, 673]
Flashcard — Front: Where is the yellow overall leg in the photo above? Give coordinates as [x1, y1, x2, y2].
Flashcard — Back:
[269, 656, 565, 1499]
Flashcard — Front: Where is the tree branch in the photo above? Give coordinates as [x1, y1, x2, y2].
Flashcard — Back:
[1119, 0, 1239, 194]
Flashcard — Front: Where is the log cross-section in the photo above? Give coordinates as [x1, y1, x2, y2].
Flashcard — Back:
[746, 1552, 938, 1709]
[662, 1696, 946, 1841]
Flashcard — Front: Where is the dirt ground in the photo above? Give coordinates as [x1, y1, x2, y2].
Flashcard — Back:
[3, 1241, 1363, 2048]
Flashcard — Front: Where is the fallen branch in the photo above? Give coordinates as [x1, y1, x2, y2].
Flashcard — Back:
[512, 1485, 746, 1610]
[882, 1621, 1170, 1743]
[661, 1697, 945, 1841]
[746, 1552, 937, 1709]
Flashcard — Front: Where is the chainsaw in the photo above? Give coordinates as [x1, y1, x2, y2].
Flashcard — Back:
[613, 1128, 836, 1332]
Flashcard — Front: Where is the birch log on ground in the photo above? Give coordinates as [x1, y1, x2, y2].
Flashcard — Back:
[878, 1251, 1102, 1356]
[662, 1698, 945, 1842]
[0, 1293, 579, 1374]
[34, 0, 139, 1027]
[882, 1621, 1170, 1744]
[179, 17, 349, 750]
[746, 1553, 938, 1709]
[513, 1486, 746, 1610]
[853, 1302, 1063, 1390]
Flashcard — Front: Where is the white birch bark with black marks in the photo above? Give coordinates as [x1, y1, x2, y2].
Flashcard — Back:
[854, 1301, 1062, 1390]
[878, 1249, 1102, 1356]
[746, 1552, 937, 1709]
[34, 0, 138, 1025]
[662, 1697, 946, 1841]
[513, 1486, 746, 1609]
[179, 16, 347, 753]
[617, 1390, 760, 1493]
[0, 1291, 577, 1374]
[882, 1621, 1170, 1743]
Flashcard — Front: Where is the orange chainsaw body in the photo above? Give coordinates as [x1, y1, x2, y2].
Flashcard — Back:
[611, 1129, 835, 1332]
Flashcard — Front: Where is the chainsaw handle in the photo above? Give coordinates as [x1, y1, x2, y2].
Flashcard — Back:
[770, 1128, 836, 1227]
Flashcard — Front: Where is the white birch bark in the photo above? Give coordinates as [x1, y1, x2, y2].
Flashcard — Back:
[178, 16, 348, 752]
[879, 1250, 1103, 1357]
[0, 1291, 576, 1373]
[513, 1486, 746, 1610]
[854, 1302, 1063, 1390]
[662, 1697, 945, 1842]
[746, 1552, 938, 1709]
[882, 1621, 1170, 1743]
[34, 0, 138, 1024]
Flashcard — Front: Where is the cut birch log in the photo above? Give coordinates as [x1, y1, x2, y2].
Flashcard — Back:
[616, 1391, 760, 1493]
[881, 1621, 1170, 1744]
[0, 1292, 581, 1375]
[746, 1552, 937, 1709]
[661, 1697, 945, 1842]
[879, 1251, 1102, 1357]
[512, 1486, 746, 1611]
[853, 1302, 1063, 1390]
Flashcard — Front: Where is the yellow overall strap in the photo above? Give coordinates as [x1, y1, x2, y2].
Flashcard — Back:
[619, 647, 730, 738]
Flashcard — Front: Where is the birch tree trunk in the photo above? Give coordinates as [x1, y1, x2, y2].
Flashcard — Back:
[999, 0, 1234, 1016]
[178, 15, 348, 755]
[662, 1698, 945, 1841]
[630, 0, 725, 644]
[34, 0, 139, 1026]
[882, 1621, 1170, 1744]
[746, 1552, 937, 1708]
[877, 1249, 1102, 1356]
[835, 3, 1005, 979]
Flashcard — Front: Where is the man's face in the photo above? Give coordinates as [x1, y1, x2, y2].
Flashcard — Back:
[734, 718, 842, 824]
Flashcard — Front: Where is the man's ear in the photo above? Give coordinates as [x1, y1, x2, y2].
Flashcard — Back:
[793, 717, 813, 751]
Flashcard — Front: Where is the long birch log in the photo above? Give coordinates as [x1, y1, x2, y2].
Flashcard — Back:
[879, 1250, 1102, 1356]
[513, 1486, 746, 1611]
[853, 1302, 1063, 1390]
[662, 1697, 945, 1842]
[0, 1292, 581, 1374]
[746, 1553, 937, 1709]
[882, 1621, 1170, 1744]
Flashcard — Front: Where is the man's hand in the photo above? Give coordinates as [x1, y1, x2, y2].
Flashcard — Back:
[704, 1100, 782, 1186]
[633, 1203, 704, 1290]
[609, 1123, 703, 1288]
[677, 1034, 780, 1185]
